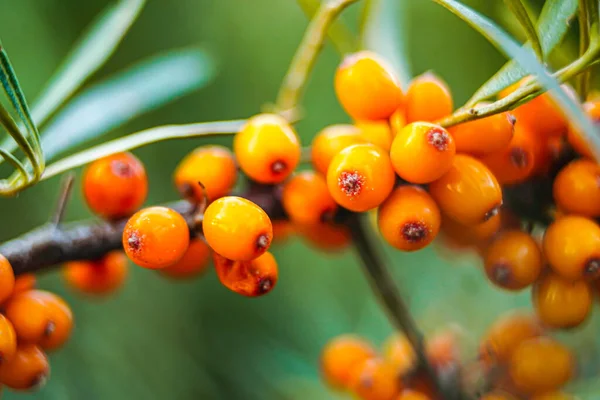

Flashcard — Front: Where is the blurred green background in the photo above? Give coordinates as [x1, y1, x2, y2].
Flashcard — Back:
[0, 0, 598, 399]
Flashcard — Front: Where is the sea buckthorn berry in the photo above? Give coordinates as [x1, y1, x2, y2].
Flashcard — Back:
[159, 239, 211, 280]
[203, 196, 272, 261]
[348, 357, 402, 400]
[123, 206, 190, 269]
[480, 124, 536, 185]
[321, 335, 377, 389]
[383, 334, 416, 376]
[0, 344, 48, 391]
[479, 392, 518, 400]
[533, 273, 592, 329]
[567, 101, 600, 157]
[212, 251, 278, 297]
[509, 337, 573, 394]
[479, 312, 542, 366]
[326, 144, 395, 212]
[63, 251, 128, 295]
[0, 255, 14, 304]
[11, 274, 36, 297]
[356, 120, 394, 152]
[0, 315, 16, 366]
[484, 230, 542, 291]
[82, 152, 148, 219]
[429, 155, 502, 226]
[173, 145, 237, 203]
[378, 186, 441, 251]
[390, 122, 456, 184]
[296, 222, 351, 252]
[543, 216, 600, 280]
[311, 124, 365, 175]
[405, 72, 453, 123]
[334, 51, 403, 121]
[448, 109, 515, 156]
[234, 114, 301, 184]
[531, 392, 574, 400]
[396, 390, 431, 400]
[282, 171, 338, 224]
[553, 159, 600, 217]
[5, 290, 73, 351]
[390, 109, 407, 137]
[439, 211, 504, 251]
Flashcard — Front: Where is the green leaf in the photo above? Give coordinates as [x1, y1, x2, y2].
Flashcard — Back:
[466, 0, 577, 106]
[504, 0, 542, 59]
[41, 48, 216, 161]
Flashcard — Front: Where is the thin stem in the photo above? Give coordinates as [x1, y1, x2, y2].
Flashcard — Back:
[275, 0, 361, 112]
[50, 173, 75, 226]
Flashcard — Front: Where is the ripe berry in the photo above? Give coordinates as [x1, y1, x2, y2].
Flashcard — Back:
[429, 155, 502, 225]
[5, 290, 73, 351]
[439, 210, 505, 252]
[448, 109, 515, 156]
[348, 357, 402, 400]
[63, 251, 128, 295]
[83, 152, 148, 219]
[567, 101, 600, 157]
[533, 273, 592, 329]
[320, 335, 376, 390]
[378, 186, 441, 251]
[405, 72, 453, 123]
[480, 393, 518, 400]
[212, 252, 278, 297]
[11, 275, 36, 297]
[484, 230, 542, 291]
[390, 108, 407, 136]
[0, 254, 14, 304]
[356, 120, 394, 152]
[390, 122, 456, 184]
[159, 239, 211, 280]
[0, 344, 49, 391]
[0, 315, 16, 366]
[234, 114, 300, 184]
[296, 222, 351, 253]
[553, 159, 600, 217]
[335, 51, 403, 121]
[173, 145, 237, 203]
[326, 144, 395, 212]
[383, 333, 416, 376]
[282, 171, 338, 224]
[311, 124, 365, 175]
[531, 392, 574, 400]
[543, 216, 600, 280]
[202, 196, 272, 261]
[508, 337, 573, 394]
[123, 206, 190, 269]
[396, 390, 431, 400]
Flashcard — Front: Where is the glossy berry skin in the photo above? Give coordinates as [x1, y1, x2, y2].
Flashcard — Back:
[509, 337, 573, 394]
[405, 72, 453, 123]
[83, 152, 148, 219]
[484, 230, 542, 291]
[335, 51, 403, 121]
[429, 155, 502, 226]
[311, 124, 365, 175]
[553, 159, 600, 217]
[0, 315, 16, 366]
[390, 122, 456, 184]
[5, 290, 73, 351]
[63, 251, 128, 295]
[159, 239, 211, 280]
[203, 196, 272, 261]
[567, 101, 600, 157]
[123, 206, 190, 269]
[0, 344, 49, 391]
[378, 186, 441, 251]
[321, 335, 376, 390]
[282, 171, 338, 224]
[390, 109, 407, 136]
[439, 211, 504, 252]
[327, 144, 395, 212]
[10, 275, 36, 298]
[356, 120, 394, 152]
[383, 334, 416, 376]
[212, 252, 278, 297]
[173, 145, 237, 203]
[234, 114, 300, 184]
[543, 216, 600, 280]
[348, 357, 402, 400]
[533, 273, 592, 329]
[448, 108, 515, 156]
[0, 254, 14, 304]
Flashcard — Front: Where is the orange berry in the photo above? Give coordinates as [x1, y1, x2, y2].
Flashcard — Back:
[479, 392, 518, 400]
[479, 312, 542, 366]
[159, 239, 211, 280]
[0, 344, 48, 391]
[321, 335, 377, 389]
[378, 186, 441, 251]
[383, 333, 416, 376]
[429, 155, 502, 225]
[0, 255, 14, 304]
[396, 390, 430, 400]
[0, 315, 16, 366]
[448, 110, 515, 156]
[11, 274, 36, 297]
[296, 222, 351, 252]
[508, 337, 573, 394]
[335, 51, 403, 121]
[356, 120, 394, 152]
[123, 206, 190, 269]
[234, 114, 300, 184]
[271, 221, 295, 244]
[327, 144, 395, 212]
[63, 251, 128, 295]
[202, 196, 272, 261]
[439, 211, 503, 250]
[484, 230, 542, 291]
[348, 357, 402, 400]
[531, 392, 574, 400]
[282, 171, 337, 224]
[543, 216, 600, 280]
[426, 329, 460, 371]
[405, 72, 453, 123]
[533, 272, 592, 329]
[567, 101, 600, 157]
[82, 152, 147, 219]
[5, 290, 73, 351]
[390, 109, 407, 136]
[553, 159, 600, 217]
[311, 124, 365, 175]
[390, 122, 456, 184]
[212, 251, 278, 297]
[173, 145, 237, 203]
